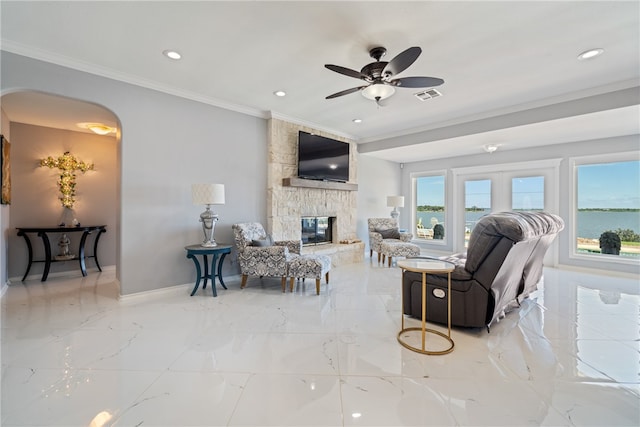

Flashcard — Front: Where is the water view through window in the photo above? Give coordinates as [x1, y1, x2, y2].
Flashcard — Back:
[577, 160, 640, 258]
[465, 180, 492, 246]
[415, 175, 445, 240]
[415, 161, 639, 261]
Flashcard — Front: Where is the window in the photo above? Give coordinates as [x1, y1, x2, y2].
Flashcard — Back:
[512, 176, 544, 211]
[576, 160, 640, 258]
[465, 179, 491, 246]
[453, 160, 558, 253]
[415, 174, 445, 241]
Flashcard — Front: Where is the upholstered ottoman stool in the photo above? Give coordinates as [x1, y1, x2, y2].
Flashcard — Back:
[380, 241, 420, 267]
[287, 254, 332, 295]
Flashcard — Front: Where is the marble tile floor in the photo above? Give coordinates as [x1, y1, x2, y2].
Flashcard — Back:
[1, 261, 639, 426]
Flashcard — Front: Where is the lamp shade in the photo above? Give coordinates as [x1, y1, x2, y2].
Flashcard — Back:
[387, 196, 404, 208]
[192, 183, 225, 205]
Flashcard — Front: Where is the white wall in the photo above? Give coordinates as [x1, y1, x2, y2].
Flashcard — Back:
[356, 154, 403, 254]
[1, 51, 268, 295]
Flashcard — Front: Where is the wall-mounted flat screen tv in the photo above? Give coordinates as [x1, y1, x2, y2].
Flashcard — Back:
[297, 131, 349, 182]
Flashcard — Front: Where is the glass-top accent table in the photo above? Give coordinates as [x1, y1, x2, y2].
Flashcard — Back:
[397, 258, 456, 355]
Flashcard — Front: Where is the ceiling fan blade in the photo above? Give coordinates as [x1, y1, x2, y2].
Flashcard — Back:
[325, 86, 369, 99]
[383, 47, 422, 76]
[324, 64, 368, 80]
[389, 76, 445, 88]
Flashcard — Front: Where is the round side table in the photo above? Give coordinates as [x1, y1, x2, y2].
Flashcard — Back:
[397, 258, 455, 355]
[185, 244, 232, 297]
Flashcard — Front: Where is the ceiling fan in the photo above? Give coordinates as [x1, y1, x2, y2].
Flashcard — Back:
[324, 46, 444, 105]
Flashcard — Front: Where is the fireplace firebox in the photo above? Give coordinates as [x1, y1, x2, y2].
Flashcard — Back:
[301, 216, 334, 246]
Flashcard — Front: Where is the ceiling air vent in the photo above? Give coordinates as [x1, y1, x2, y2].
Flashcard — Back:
[414, 88, 442, 101]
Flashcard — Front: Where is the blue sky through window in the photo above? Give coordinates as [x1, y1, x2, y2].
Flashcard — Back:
[578, 161, 640, 209]
[512, 176, 544, 210]
[417, 161, 639, 210]
[416, 175, 445, 206]
[465, 180, 491, 209]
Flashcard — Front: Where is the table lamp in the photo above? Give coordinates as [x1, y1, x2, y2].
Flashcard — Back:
[387, 195, 404, 220]
[192, 183, 225, 247]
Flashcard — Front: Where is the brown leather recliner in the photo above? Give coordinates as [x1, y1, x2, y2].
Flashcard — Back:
[402, 211, 564, 330]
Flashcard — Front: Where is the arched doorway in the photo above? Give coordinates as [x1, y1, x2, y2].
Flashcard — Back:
[1, 90, 120, 292]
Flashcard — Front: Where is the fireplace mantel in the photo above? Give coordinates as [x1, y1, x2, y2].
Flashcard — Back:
[283, 177, 358, 191]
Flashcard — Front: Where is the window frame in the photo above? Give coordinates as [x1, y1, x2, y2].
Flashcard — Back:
[570, 152, 640, 266]
[452, 159, 560, 254]
[411, 170, 448, 247]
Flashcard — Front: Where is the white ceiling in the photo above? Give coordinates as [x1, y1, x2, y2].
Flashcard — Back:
[1, 1, 638, 162]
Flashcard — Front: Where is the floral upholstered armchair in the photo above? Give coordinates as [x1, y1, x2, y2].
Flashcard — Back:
[232, 222, 301, 291]
[367, 218, 413, 263]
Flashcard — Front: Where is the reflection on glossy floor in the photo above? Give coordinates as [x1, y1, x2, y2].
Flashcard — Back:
[1, 261, 639, 426]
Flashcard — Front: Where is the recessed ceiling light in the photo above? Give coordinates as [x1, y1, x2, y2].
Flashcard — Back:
[352, 119, 362, 123]
[273, 90, 286, 97]
[577, 48, 604, 60]
[163, 50, 182, 60]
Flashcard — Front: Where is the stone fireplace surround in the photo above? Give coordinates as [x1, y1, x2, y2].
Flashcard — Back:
[267, 118, 364, 266]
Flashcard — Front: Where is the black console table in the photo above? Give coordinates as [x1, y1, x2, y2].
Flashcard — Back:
[16, 225, 107, 282]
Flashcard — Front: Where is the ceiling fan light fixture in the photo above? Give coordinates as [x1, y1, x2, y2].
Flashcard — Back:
[325, 46, 443, 102]
[483, 144, 499, 153]
[361, 83, 395, 101]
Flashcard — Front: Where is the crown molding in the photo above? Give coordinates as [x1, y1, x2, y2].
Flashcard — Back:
[267, 111, 357, 141]
[1, 40, 268, 120]
[1, 41, 361, 140]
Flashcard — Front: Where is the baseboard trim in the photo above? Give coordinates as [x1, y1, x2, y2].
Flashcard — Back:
[118, 273, 243, 302]
[118, 282, 191, 303]
[8, 265, 116, 284]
